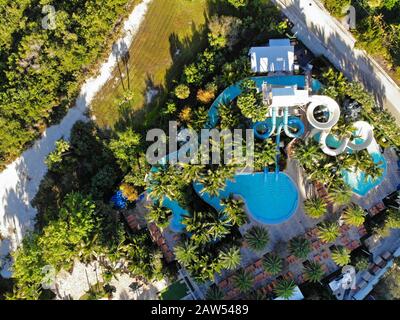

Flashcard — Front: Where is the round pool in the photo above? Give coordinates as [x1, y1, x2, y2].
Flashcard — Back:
[194, 172, 299, 224]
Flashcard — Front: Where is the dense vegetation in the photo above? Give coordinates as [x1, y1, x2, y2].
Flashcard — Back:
[0, 0, 134, 170]
[8, 121, 163, 299]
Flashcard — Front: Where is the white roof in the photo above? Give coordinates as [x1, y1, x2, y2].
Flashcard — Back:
[249, 39, 294, 73]
[269, 86, 309, 108]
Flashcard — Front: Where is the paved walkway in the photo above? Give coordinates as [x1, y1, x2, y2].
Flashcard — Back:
[272, 0, 400, 122]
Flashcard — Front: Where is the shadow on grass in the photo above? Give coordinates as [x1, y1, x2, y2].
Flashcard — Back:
[112, 0, 239, 134]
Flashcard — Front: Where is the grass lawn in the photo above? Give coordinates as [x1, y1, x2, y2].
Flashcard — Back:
[90, 0, 209, 129]
[159, 280, 189, 300]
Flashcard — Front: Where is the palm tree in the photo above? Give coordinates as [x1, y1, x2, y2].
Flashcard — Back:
[331, 246, 351, 266]
[317, 222, 340, 243]
[148, 166, 183, 202]
[305, 261, 324, 283]
[233, 269, 253, 294]
[343, 204, 366, 227]
[274, 279, 296, 300]
[174, 241, 198, 267]
[328, 183, 353, 206]
[205, 285, 224, 300]
[293, 140, 325, 171]
[180, 162, 206, 183]
[288, 237, 311, 259]
[244, 226, 269, 252]
[207, 211, 232, 241]
[200, 166, 235, 197]
[263, 254, 283, 275]
[221, 196, 248, 226]
[254, 139, 276, 170]
[363, 160, 384, 182]
[146, 204, 172, 229]
[303, 197, 327, 219]
[218, 246, 241, 270]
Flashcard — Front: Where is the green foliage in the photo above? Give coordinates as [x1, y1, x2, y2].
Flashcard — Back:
[226, 0, 248, 8]
[263, 253, 283, 275]
[199, 165, 236, 197]
[328, 183, 353, 206]
[205, 285, 224, 300]
[274, 279, 296, 299]
[0, 0, 131, 168]
[220, 195, 248, 227]
[323, 0, 351, 16]
[174, 84, 191, 99]
[343, 204, 366, 227]
[11, 193, 122, 299]
[386, 207, 400, 229]
[233, 269, 253, 294]
[237, 79, 268, 122]
[218, 246, 241, 270]
[184, 211, 232, 245]
[244, 225, 269, 252]
[146, 203, 173, 229]
[45, 139, 71, 172]
[208, 15, 242, 49]
[317, 222, 340, 243]
[331, 246, 351, 266]
[304, 197, 327, 219]
[175, 241, 199, 267]
[254, 139, 276, 171]
[372, 257, 400, 299]
[305, 261, 325, 283]
[109, 129, 142, 173]
[354, 255, 370, 271]
[288, 237, 312, 260]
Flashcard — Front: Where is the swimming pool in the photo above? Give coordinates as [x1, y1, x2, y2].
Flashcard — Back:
[312, 133, 387, 196]
[342, 152, 387, 196]
[194, 172, 299, 225]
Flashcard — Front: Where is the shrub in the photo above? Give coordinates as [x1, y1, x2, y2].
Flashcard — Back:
[174, 84, 190, 99]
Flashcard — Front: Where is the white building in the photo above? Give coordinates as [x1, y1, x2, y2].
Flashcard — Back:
[249, 39, 295, 73]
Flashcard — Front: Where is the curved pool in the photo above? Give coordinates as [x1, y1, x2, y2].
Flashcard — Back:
[194, 172, 299, 225]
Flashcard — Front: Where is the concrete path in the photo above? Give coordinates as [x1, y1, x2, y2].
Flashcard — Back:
[272, 0, 400, 121]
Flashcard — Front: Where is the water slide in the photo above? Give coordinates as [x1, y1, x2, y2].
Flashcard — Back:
[306, 95, 374, 156]
[283, 107, 305, 138]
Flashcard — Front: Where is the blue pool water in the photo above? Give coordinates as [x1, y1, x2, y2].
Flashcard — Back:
[342, 152, 387, 196]
[312, 133, 387, 196]
[194, 172, 299, 225]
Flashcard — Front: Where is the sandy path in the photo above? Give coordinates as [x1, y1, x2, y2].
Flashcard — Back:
[0, 0, 153, 277]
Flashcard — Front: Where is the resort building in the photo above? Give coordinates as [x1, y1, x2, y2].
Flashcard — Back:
[249, 39, 295, 73]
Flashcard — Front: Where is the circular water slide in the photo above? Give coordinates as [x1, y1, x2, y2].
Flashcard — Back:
[347, 121, 374, 151]
[306, 95, 341, 130]
[319, 130, 349, 156]
[285, 117, 305, 138]
[253, 120, 275, 140]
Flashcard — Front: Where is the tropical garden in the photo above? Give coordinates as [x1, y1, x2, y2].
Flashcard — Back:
[3, 0, 400, 301]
